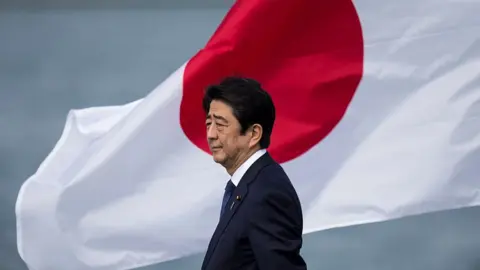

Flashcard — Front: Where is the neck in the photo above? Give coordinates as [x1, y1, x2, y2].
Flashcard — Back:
[226, 147, 260, 175]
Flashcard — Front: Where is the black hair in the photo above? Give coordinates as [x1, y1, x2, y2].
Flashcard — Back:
[202, 76, 275, 149]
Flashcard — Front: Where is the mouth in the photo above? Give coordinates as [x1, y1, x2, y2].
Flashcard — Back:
[210, 146, 222, 151]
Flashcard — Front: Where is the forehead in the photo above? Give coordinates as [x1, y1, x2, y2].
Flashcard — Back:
[207, 100, 234, 119]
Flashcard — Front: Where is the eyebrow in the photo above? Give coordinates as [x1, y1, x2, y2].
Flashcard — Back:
[206, 114, 228, 123]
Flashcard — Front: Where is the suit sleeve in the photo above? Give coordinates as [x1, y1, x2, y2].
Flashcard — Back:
[248, 188, 306, 270]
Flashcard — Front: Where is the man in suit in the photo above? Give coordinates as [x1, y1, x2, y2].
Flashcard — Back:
[201, 76, 307, 270]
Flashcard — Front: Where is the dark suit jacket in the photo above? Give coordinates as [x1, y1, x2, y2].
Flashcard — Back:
[201, 152, 307, 270]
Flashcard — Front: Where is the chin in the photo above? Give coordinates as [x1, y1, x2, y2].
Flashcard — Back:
[212, 153, 226, 164]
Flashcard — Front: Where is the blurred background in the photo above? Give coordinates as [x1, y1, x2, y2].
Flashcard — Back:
[1, 0, 479, 269]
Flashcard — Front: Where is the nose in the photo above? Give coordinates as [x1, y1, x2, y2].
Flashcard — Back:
[207, 123, 218, 140]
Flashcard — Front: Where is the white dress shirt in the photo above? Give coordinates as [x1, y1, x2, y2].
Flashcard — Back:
[230, 149, 267, 186]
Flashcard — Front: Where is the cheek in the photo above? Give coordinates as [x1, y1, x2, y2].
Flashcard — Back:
[219, 134, 237, 150]
[218, 134, 231, 147]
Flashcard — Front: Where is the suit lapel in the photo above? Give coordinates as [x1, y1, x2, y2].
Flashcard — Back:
[202, 153, 275, 269]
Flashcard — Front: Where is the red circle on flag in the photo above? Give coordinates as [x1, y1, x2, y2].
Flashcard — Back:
[180, 0, 364, 163]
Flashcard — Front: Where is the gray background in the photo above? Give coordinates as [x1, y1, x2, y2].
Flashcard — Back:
[1, 1, 479, 269]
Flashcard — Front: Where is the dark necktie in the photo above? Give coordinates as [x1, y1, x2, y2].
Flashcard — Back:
[220, 180, 236, 217]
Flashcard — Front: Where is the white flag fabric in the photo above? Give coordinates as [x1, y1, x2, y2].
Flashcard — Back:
[16, 0, 480, 269]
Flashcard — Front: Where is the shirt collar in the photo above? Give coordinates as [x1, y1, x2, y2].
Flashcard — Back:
[230, 149, 267, 186]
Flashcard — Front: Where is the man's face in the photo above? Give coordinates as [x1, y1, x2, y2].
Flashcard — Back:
[206, 100, 250, 167]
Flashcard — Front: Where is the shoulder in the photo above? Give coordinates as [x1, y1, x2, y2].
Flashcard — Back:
[249, 162, 301, 209]
[256, 162, 296, 192]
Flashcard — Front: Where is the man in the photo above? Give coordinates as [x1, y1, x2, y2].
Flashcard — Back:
[201, 76, 307, 270]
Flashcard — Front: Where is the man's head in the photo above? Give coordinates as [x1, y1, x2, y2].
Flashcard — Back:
[203, 76, 275, 174]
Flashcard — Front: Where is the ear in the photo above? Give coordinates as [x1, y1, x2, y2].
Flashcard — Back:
[248, 124, 263, 148]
